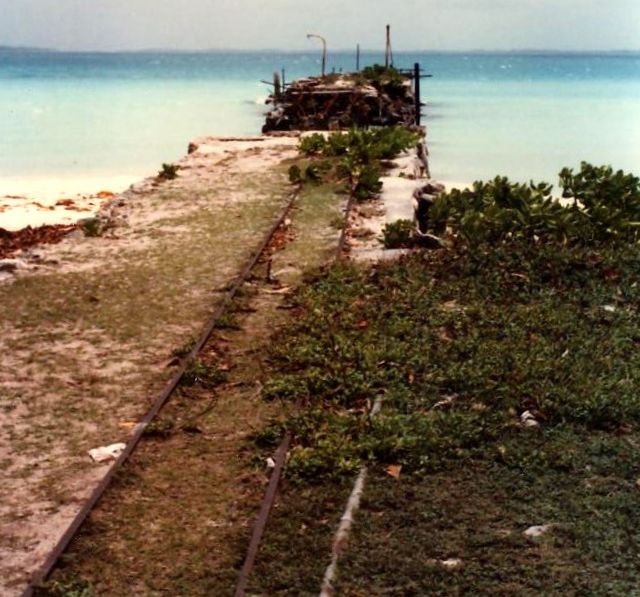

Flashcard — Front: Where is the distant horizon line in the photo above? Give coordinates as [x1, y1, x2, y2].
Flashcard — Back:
[1, 45, 639, 55]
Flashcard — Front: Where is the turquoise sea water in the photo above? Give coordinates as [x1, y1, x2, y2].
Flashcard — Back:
[1, 50, 639, 186]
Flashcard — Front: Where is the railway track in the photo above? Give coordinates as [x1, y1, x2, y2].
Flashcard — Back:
[23, 132, 423, 595]
[20, 185, 311, 597]
[233, 192, 357, 596]
[21, 173, 355, 596]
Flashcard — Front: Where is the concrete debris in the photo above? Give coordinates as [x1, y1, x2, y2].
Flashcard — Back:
[413, 180, 447, 236]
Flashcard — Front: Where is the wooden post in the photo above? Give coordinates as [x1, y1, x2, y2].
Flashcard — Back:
[414, 62, 421, 126]
[322, 44, 326, 77]
[385, 25, 390, 68]
[281, 68, 286, 90]
[273, 71, 281, 99]
[356, 44, 360, 71]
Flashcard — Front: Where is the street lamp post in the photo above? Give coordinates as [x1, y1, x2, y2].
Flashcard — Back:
[306, 33, 327, 77]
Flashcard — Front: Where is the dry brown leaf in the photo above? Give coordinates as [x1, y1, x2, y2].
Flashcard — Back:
[437, 326, 454, 342]
[385, 464, 402, 480]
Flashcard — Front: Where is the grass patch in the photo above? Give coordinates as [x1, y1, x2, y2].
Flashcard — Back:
[335, 435, 640, 595]
[36, 577, 93, 597]
[182, 361, 228, 388]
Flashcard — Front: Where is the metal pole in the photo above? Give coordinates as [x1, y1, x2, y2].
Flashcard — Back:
[414, 62, 421, 126]
[307, 34, 327, 77]
[356, 44, 360, 71]
[385, 25, 390, 68]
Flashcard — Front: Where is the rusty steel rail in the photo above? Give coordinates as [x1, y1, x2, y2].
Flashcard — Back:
[233, 432, 292, 597]
[336, 194, 356, 258]
[233, 188, 355, 596]
[21, 189, 300, 597]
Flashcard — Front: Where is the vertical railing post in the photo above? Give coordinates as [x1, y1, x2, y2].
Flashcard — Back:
[414, 62, 421, 126]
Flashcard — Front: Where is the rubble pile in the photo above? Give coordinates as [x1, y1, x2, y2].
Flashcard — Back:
[263, 68, 418, 132]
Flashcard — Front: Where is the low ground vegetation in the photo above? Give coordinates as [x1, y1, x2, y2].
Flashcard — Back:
[250, 163, 640, 593]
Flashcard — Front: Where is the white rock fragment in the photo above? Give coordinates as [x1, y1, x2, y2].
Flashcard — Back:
[524, 524, 551, 538]
[432, 395, 456, 410]
[88, 442, 126, 463]
[440, 558, 464, 570]
[266, 457, 276, 469]
[603, 305, 617, 313]
[520, 410, 540, 428]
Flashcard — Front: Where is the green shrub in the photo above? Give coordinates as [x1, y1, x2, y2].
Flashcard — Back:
[304, 163, 322, 182]
[288, 164, 302, 184]
[299, 133, 327, 156]
[296, 126, 420, 202]
[78, 217, 104, 238]
[428, 163, 640, 247]
[158, 163, 179, 180]
[355, 64, 406, 90]
[353, 164, 383, 200]
[381, 219, 415, 248]
[560, 162, 640, 243]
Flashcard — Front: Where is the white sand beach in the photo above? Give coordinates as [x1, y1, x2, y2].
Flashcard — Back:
[0, 174, 141, 231]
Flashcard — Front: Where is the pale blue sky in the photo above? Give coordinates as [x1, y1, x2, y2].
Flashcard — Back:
[1, 0, 639, 52]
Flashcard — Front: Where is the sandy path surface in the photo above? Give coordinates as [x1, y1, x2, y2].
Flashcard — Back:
[0, 135, 298, 596]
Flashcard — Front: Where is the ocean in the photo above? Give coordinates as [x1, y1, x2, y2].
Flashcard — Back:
[1, 49, 639, 190]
